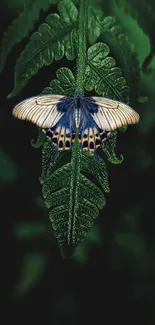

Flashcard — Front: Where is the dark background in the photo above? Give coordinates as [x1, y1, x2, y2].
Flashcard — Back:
[1, 1, 155, 324]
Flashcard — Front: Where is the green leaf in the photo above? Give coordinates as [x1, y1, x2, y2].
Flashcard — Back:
[43, 67, 76, 96]
[85, 42, 130, 102]
[8, 0, 78, 98]
[40, 139, 108, 257]
[87, 5, 104, 44]
[101, 131, 124, 164]
[38, 70, 111, 256]
[0, 0, 60, 74]
[31, 127, 46, 148]
[101, 16, 140, 99]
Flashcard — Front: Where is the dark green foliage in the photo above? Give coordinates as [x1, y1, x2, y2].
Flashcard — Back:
[2, 0, 155, 319]
[38, 57, 127, 254]
[40, 139, 109, 256]
[8, 0, 78, 97]
[101, 16, 140, 98]
[115, 0, 155, 40]
[2, 0, 142, 256]
[101, 130, 123, 164]
[40, 70, 111, 255]
[85, 42, 129, 101]
[0, 0, 59, 74]
[43, 67, 76, 95]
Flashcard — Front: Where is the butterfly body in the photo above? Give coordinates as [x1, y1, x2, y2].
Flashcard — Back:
[13, 92, 140, 152]
[44, 93, 109, 151]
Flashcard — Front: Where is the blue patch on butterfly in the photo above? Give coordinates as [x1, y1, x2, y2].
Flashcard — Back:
[57, 97, 74, 113]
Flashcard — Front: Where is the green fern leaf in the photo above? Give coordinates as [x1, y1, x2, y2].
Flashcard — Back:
[43, 67, 76, 95]
[88, 6, 104, 45]
[0, 0, 60, 74]
[101, 131, 124, 164]
[39, 68, 111, 257]
[31, 128, 46, 148]
[101, 16, 140, 99]
[85, 42, 130, 102]
[40, 139, 109, 257]
[8, 0, 78, 98]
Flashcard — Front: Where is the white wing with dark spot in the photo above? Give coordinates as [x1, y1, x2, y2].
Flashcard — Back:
[12, 94, 67, 128]
[89, 97, 140, 131]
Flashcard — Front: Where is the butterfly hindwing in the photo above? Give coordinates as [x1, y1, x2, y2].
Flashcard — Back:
[12, 94, 70, 128]
[45, 125, 72, 151]
[81, 127, 110, 151]
[85, 96, 140, 131]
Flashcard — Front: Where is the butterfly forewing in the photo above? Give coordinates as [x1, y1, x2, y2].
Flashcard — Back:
[12, 95, 67, 128]
[88, 97, 140, 131]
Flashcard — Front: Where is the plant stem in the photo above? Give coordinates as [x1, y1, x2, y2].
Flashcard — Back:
[76, 0, 88, 95]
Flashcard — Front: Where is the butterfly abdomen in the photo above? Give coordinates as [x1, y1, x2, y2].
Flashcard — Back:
[75, 108, 80, 128]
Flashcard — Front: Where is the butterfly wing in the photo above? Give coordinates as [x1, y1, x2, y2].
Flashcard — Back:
[12, 94, 70, 128]
[85, 97, 140, 131]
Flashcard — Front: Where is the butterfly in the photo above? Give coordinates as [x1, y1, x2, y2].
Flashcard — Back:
[12, 91, 140, 152]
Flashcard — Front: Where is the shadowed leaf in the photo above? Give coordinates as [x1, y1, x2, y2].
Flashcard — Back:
[8, 0, 78, 98]
[0, 0, 60, 74]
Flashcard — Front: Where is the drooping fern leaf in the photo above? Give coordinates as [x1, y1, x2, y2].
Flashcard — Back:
[39, 55, 128, 255]
[0, 0, 60, 74]
[39, 69, 109, 256]
[40, 139, 109, 257]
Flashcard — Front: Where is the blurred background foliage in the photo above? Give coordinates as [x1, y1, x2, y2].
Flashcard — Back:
[1, 0, 155, 324]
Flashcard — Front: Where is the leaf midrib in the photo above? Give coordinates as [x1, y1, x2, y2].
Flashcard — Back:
[68, 139, 80, 245]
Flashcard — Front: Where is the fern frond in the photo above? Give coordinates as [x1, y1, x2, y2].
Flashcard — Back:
[0, 0, 59, 74]
[85, 42, 130, 102]
[40, 139, 109, 257]
[101, 16, 140, 98]
[38, 68, 112, 257]
[31, 128, 46, 148]
[101, 131, 124, 164]
[43, 67, 76, 95]
[8, 0, 78, 98]
[88, 6, 104, 45]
